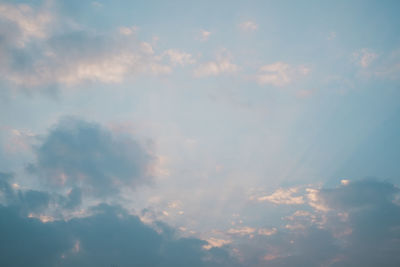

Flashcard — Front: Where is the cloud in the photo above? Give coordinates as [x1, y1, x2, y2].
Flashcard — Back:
[0, 172, 14, 204]
[199, 30, 211, 41]
[0, 2, 52, 46]
[353, 48, 378, 68]
[372, 48, 400, 80]
[305, 188, 330, 212]
[227, 226, 256, 236]
[0, 204, 234, 267]
[0, 174, 238, 266]
[313, 180, 400, 266]
[350, 48, 400, 82]
[28, 117, 153, 197]
[0, 2, 176, 93]
[252, 180, 400, 266]
[3, 30, 170, 87]
[203, 237, 232, 250]
[255, 62, 310, 87]
[163, 49, 196, 66]
[194, 52, 239, 77]
[4, 135, 400, 266]
[118, 25, 139, 36]
[327, 31, 336, 40]
[258, 187, 304, 205]
[0, 172, 82, 216]
[239, 21, 258, 32]
[258, 228, 277, 236]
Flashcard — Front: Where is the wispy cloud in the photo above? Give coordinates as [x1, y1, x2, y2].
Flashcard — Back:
[239, 21, 258, 32]
[118, 25, 139, 36]
[353, 48, 378, 68]
[0, 2, 52, 46]
[194, 51, 239, 77]
[163, 49, 196, 66]
[327, 31, 336, 40]
[199, 29, 211, 41]
[255, 62, 310, 86]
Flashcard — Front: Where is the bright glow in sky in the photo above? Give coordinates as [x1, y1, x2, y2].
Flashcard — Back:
[1, 1, 400, 266]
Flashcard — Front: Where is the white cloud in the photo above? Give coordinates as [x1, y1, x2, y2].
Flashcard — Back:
[258, 187, 304, 205]
[258, 228, 277, 236]
[239, 21, 258, 32]
[227, 226, 256, 236]
[353, 48, 378, 68]
[147, 62, 172, 75]
[140, 42, 155, 54]
[285, 210, 315, 221]
[28, 213, 54, 223]
[0, 3, 212, 91]
[4, 41, 172, 87]
[58, 53, 139, 84]
[119, 26, 139, 36]
[163, 49, 196, 66]
[257, 62, 291, 86]
[0, 2, 52, 46]
[0, 3, 182, 89]
[255, 62, 310, 86]
[340, 179, 350, 186]
[203, 237, 232, 250]
[199, 29, 211, 41]
[306, 188, 330, 212]
[194, 52, 239, 77]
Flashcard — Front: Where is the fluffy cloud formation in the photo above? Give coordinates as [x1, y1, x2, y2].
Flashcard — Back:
[0, 2, 177, 92]
[28, 117, 153, 197]
[255, 62, 310, 86]
[194, 52, 239, 77]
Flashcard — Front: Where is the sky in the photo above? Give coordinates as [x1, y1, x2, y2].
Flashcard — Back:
[1, 0, 400, 266]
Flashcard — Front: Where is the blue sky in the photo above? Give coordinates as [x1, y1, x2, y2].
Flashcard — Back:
[1, 0, 400, 266]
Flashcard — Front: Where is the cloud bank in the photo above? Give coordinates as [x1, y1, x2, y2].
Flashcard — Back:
[238, 180, 400, 266]
[0, 174, 236, 267]
[28, 117, 153, 197]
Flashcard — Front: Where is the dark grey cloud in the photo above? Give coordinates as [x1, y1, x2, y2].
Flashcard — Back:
[318, 180, 400, 267]
[62, 187, 82, 210]
[246, 179, 400, 267]
[0, 171, 81, 215]
[0, 172, 15, 204]
[29, 117, 153, 197]
[0, 175, 236, 267]
[16, 188, 51, 213]
[5, 155, 400, 267]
